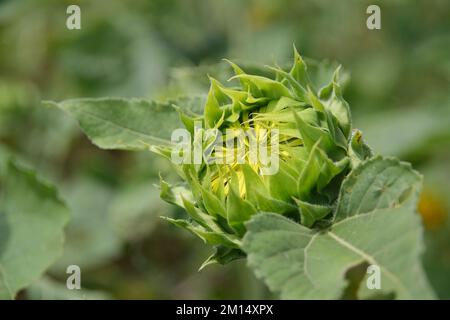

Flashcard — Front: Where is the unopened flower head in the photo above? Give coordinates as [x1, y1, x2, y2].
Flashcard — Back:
[157, 47, 371, 248]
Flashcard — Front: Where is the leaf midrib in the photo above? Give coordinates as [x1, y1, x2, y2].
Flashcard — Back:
[325, 229, 409, 297]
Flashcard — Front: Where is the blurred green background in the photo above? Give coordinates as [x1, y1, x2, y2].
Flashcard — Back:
[0, 0, 449, 299]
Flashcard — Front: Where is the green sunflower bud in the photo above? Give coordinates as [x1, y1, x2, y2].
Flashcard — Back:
[160, 47, 371, 263]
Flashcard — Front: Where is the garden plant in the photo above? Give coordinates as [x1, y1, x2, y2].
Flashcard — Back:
[42, 47, 436, 299]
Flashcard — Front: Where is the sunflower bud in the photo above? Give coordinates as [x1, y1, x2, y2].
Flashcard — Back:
[159, 47, 371, 258]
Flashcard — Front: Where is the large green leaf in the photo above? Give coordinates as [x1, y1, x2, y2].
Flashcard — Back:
[44, 96, 204, 151]
[334, 156, 422, 221]
[0, 160, 69, 299]
[242, 157, 435, 299]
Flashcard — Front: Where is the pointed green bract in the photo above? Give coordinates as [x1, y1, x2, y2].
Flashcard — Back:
[294, 199, 332, 228]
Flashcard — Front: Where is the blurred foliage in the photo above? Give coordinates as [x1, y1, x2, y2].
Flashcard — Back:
[0, 0, 449, 299]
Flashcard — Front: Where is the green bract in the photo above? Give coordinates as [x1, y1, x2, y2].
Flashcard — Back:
[154, 48, 372, 263]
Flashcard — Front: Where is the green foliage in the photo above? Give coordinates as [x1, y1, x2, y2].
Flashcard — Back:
[51, 177, 121, 271]
[242, 157, 434, 299]
[0, 0, 448, 301]
[43, 98, 186, 150]
[50, 48, 434, 299]
[0, 157, 69, 299]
